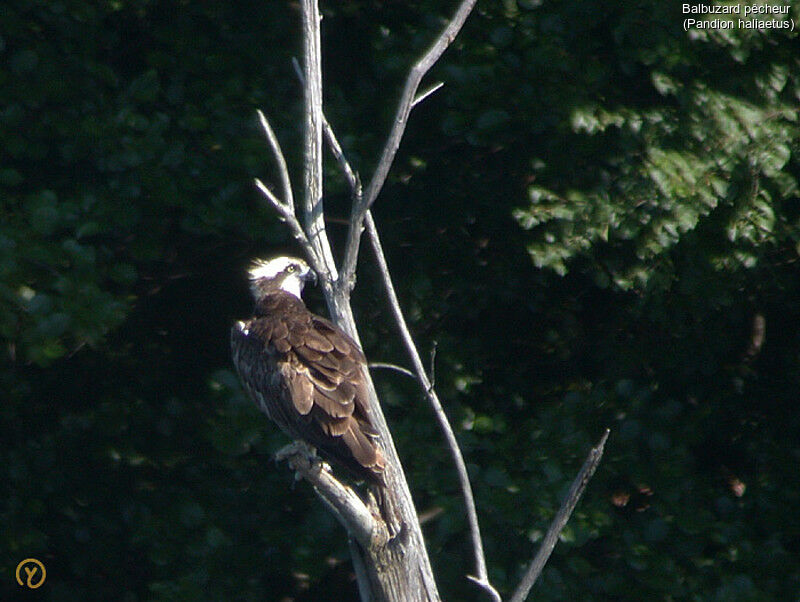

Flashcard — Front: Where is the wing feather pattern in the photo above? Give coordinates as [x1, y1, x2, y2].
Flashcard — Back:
[231, 292, 385, 484]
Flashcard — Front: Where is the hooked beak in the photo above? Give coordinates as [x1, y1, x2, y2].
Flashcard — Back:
[303, 266, 318, 286]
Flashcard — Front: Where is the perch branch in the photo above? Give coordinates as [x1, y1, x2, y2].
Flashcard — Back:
[509, 429, 610, 602]
[275, 442, 376, 548]
[295, 10, 486, 598]
[295, 7, 442, 597]
[366, 212, 500, 602]
[340, 0, 478, 290]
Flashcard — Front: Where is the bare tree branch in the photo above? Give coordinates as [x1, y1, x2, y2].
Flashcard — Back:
[313, 97, 496, 597]
[253, 176, 285, 210]
[254, 177, 328, 281]
[254, 106, 330, 279]
[413, 82, 445, 108]
[257, 3, 610, 595]
[289, 18, 606, 600]
[368, 362, 417, 379]
[349, 537, 372, 602]
[253, 108, 324, 276]
[294, 6, 443, 599]
[275, 442, 376, 548]
[509, 429, 611, 602]
[257, 109, 295, 210]
[266, 6, 611, 601]
[301, 0, 338, 285]
[365, 212, 500, 602]
[322, 117, 363, 200]
[340, 0, 479, 291]
[254, 177, 304, 245]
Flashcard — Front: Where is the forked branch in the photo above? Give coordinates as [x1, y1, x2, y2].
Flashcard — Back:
[306, 33, 496, 594]
[253, 111, 325, 279]
[253, 3, 610, 601]
[340, 0, 479, 290]
[257, 109, 295, 210]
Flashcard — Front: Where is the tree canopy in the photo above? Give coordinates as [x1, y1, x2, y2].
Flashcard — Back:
[2, 1, 799, 600]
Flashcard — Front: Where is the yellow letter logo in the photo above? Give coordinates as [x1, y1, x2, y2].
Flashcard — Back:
[15, 558, 46, 589]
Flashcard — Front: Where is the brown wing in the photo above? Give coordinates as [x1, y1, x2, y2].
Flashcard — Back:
[231, 297, 385, 484]
[308, 315, 375, 420]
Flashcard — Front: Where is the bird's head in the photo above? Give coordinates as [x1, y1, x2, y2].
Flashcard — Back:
[248, 256, 316, 300]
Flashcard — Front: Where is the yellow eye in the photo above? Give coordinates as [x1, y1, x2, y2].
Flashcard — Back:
[286, 264, 297, 273]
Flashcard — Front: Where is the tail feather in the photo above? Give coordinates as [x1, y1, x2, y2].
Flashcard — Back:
[342, 421, 386, 483]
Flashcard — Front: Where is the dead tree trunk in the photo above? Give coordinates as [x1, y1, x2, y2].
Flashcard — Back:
[250, 2, 607, 600]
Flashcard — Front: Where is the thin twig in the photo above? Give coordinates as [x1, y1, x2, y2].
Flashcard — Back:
[340, 0, 479, 290]
[368, 362, 417, 379]
[253, 178, 307, 250]
[321, 115, 363, 203]
[256, 109, 295, 210]
[254, 108, 330, 278]
[412, 82, 445, 108]
[254, 177, 326, 278]
[509, 429, 610, 602]
[254, 108, 315, 261]
[254, 176, 285, 210]
[428, 341, 438, 391]
[366, 212, 500, 602]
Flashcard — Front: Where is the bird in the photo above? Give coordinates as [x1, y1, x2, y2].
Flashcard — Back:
[230, 255, 387, 486]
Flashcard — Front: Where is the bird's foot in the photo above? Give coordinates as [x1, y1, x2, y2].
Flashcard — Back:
[275, 442, 330, 482]
[274, 441, 314, 462]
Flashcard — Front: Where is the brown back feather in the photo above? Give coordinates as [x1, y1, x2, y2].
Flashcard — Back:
[231, 292, 385, 484]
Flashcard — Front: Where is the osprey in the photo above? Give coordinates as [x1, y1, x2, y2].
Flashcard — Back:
[231, 256, 386, 485]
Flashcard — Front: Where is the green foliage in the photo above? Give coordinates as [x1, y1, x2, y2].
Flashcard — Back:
[2, 0, 799, 600]
[0, 0, 298, 366]
[505, 10, 799, 289]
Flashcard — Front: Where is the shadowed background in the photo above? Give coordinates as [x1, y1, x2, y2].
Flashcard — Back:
[2, 1, 799, 600]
